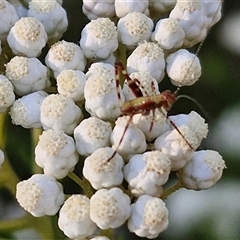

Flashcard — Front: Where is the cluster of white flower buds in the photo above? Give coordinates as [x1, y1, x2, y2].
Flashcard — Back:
[0, 0, 226, 239]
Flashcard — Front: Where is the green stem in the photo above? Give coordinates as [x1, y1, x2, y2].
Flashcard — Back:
[67, 172, 94, 198]
[160, 181, 183, 200]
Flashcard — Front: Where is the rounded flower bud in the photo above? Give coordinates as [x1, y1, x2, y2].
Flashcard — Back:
[117, 12, 153, 49]
[151, 18, 185, 50]
[91, 237, 110, 240]
[74, 117, 112, 156]
[154, 125, 199, 171]
[127, 42, 165, 82]
[0, 0, 19, 42]
[7, 17, 47, 57]
[80, 18, 118, 60]
[178, 150, 226, 190]
[124, 151, 171, 197]
[0, 149, 4, 169]
[5, 56, 51, 96]
[16, 174, 65, 217]
[90, 187, 131, 229]
[83, 147, 124, 190]
[40, 94, 83, 135]
[57, 69, 86, 102]
[111, 116, 147, 160]
[84, 62, 125, 120]
[115, 0, 149, 18]
[28, 0, 68, 43]
[166, 49, 201, 87]
[45, 40, 86, 78]
[58, 195, 98, 239]
[35, 129, 79, 179]
[82, 0, 115, 20]
[7, 0, 28, 18]
[128, 195, 169, 238]
[0, 75, 15, 113]
[10, 91, 48, 128]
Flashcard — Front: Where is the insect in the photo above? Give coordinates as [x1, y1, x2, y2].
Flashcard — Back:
[108, 1, 222, 161]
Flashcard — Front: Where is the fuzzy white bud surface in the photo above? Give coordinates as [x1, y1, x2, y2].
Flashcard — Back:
[90, 187, 131, 229]
[82, 0, 115, 20]
[84, 62, 125, 120]
[35, 129, 79, 179]
[83, 147, 124, 190]
[128, 195, 169, 239]
[45, 40, 86, 78]
[124, 151, 171, 197]
[91, 237, 110, 240]
[169, 111, 208, 144]
[166, 49, 201, 86]
[0, 0, 19, 42]
[28, 0, 68, 43]
[58, 194, 98, 239]
[111, 116, 147, 160]
[154, 125, 199, 171]
[178, 150, 226, 190]
[5, 56, 51, 96]
[80, 18, 118, 60]
[40, 94, 83, 135]
[7, 17, 47, 57]
[151, 18, 185, 50]
[57, 69, 86, 102]
[0, 75, 15, 113]
[117, 12, 154, 49]
[74, 117, 112, 156]
[127, 42, 165, 82]
[10, 91, 48, 128]
[16, 174, 64, 217]
[115, 0, 149, 18]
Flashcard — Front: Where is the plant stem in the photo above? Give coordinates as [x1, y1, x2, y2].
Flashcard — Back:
[160, 181, 184, 200]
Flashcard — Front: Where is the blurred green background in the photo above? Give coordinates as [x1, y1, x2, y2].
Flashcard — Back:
[0, 1, 240, 239]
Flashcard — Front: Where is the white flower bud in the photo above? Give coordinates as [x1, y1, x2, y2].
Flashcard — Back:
[115, 0, 149, 18]
[5, 56, 51, 96]
[151, 18, 185, 50]
[90, 187, 131, 229]
[57, 69, 86, 102]
[58, 195, 98, 239]
[149, 0, 176, 17]
[80, 18, 118, 60]
[124, 151, 171, 197]
[84, 62, 125, 120]
[82, 0, 115, 20]
[40, 94, 83, 135]
[7, 17, 47, 57]
[0, 0, 19, 42]
[45, 40, 86, 78]
[166, 49, 201, 86]
[122, 71, 160, 101]
[16, 174, 64, 217]
[0, 149, 4, 168]
[28, 0, 68, 43]
[170, 0, 208, 47]
[128, 195, 169, 238]
[83, 147, 124, 190]
[35, 129, 79, 179]
[127, 42, 165, 82]
[132, 109, 168, 140]
[7, 0, 28, 18]
[178, 150, 226, 190]
[117, 12, 154, 49]
[169, 111, 208, 144]
[0, 75, 15, 113]
[10, 91, 48, 128]
[154, 125, 199, 171]
[74, 117, 112, 156]
[111, 116, 147, 160]
[91, 237, 110, 240]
